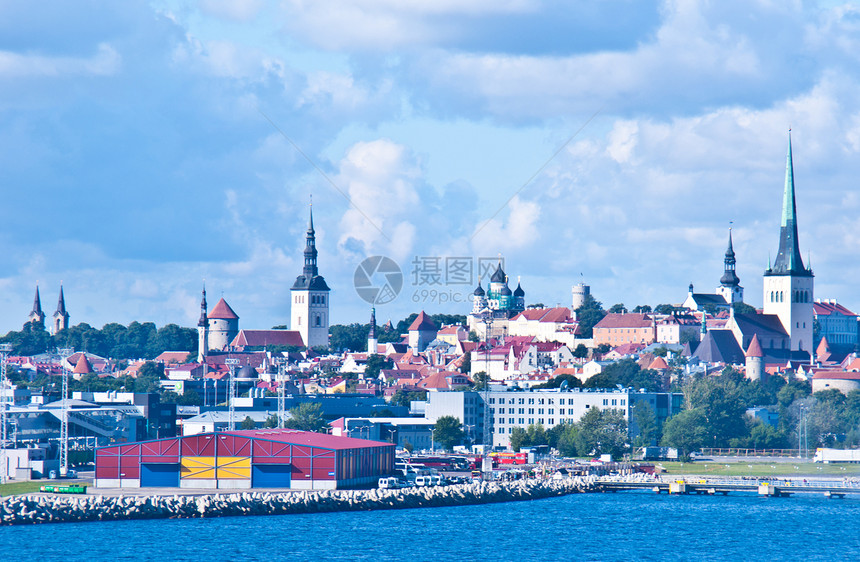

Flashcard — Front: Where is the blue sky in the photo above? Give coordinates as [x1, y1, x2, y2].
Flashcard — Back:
[2, 0, 860, 336]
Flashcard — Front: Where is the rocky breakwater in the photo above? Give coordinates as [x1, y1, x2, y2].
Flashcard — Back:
[0, 477, 597, 526]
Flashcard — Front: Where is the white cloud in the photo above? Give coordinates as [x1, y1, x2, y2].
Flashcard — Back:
[199, 0, 264, 22]
[0, 43, 120, 77]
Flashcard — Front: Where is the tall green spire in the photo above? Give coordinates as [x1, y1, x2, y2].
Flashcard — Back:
[767, 131, 810, 277]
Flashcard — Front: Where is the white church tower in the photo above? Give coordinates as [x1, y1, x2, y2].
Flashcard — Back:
[290, 202, 330, 349]
[762, 132, 814, 352]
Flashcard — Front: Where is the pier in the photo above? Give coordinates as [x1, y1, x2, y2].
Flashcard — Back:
[599, 477, 860, 498]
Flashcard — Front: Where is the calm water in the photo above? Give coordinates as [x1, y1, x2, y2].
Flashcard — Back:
[2, 491, 860, 561]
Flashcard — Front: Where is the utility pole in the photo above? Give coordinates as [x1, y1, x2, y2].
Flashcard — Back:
[225, 358, 239, 431]
[0, 344, 12, 484]
[275, 358, 287, 428]
[58, 347, 74, 477]
[481, 309, 493, 476]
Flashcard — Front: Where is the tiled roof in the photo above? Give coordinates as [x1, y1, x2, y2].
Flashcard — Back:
[732, 312, 788, 340]
[231, 330, 304, 348]
[594, 313, 653, 329]
[648, 356, 669, 370]
[692, 330, 745, 364]
[209, 298, 239, 320]
[813, 301, 857, 317]
[812, 371, 860, 381]
[745, 334, 764, 358]
[409, 311, 437, 332]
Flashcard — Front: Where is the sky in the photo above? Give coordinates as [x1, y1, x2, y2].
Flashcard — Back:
[2, 0, 860, 336]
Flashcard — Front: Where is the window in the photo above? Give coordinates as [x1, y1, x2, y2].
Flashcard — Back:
[548, 409, 554, 415]
[498, 427, 505, 434]
[519, 418, 524, 424]
[538, 418, 544, 425]
[603, 399, 609, 406]
[548, 419, 554, 425]
[528, 418, 534, 424]
[538, 398, 545, 405]
[528, 398, 534, 405]
[538, 408, 544, 415]
[559, 408, 565, 415]
[620, 400, 625, 406]
[509, 398, 515, 404]
[490, 398, 495, 404]
[611, 399, 617, 406]
[509, 418, 515, 424]
[518, 398, 524, 405]
[490, 408, 495, 415]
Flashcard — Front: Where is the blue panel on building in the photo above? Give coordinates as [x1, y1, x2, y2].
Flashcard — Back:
[252, 464, 292, 488]
[141, 463, 180, 487]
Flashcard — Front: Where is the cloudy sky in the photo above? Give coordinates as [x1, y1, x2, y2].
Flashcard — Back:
[2, 0, 860, 336]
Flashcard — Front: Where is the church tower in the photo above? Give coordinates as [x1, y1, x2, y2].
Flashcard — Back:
[52, 284, 70, 335]
[197, 284, 209, 363]
[716, 228, 743, 305]
[29, 285, 45, 328]
[763, 133, 814, 352]
[290, 202, 330, 349]
[367, 307, 377, 354]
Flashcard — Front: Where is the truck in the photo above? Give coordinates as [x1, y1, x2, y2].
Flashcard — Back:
[813, 448, 860, 463]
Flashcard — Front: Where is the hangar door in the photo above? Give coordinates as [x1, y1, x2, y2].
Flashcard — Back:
[252, 465, 292, 488]
[141, 463, 180, 487]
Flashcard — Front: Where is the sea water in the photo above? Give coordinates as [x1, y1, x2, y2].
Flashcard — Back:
[2, 491, 859, 561]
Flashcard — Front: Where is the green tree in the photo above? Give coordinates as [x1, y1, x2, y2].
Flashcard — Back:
[433, 416, 464, 451]
[472, 371, 489, 391]
[654, 304, 677, 315]
[574, 294, 605, 339]
[365, 354, 393, 379]
[263, 414, 279, 428]
[608, 303, 627, 314]
[574, 407, 628, 459]
[509, 427, 528, 452]
[533, 373, 581, 390]
[632, 305, 652, 313]
[555, 423, 579, 457]
[732, 302, 757, 315]
[390, 389, 427, 408]
[631, 399, 658, 446]
[284, 402, 328, 433]
[572, 344, 589, 359]
[134, 361, 165, 393]
[240, 416, 256, 430]
[459, 352, 471, 374]
[661, 409, 709, 460]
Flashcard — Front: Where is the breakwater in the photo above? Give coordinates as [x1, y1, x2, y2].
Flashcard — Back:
[0, 477, 597, 526]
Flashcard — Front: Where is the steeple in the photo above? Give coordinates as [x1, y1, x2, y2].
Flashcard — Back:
[198, 284, 209, 328]
[369, 307, 376, 341]
[720, 227, 740, 287]
[29, 285, 45, 326]
[55, 285, 67, 316]
[767, 132, 811, 277]
[303, 199, 318, 278]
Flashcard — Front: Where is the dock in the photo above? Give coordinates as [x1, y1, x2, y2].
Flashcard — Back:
[599, 478, 860, 498]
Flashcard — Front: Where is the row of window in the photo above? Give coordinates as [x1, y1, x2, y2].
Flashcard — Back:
[294, 294, 327, 305]
[768, 290, 810, 304]
[489, 396, 623, 406]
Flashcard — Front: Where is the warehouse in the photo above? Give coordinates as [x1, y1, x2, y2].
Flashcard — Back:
[95, 429, 395, 490]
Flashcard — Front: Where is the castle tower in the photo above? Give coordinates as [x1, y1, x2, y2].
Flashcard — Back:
[29, 285, 45, 328]
[197, 285, 209, 363]
[571, 282, 590, 311]
[367, 307, 377, 354]
[716, 228, 744, 305]
[52, 284, 70, 335]
[763, 133, 814, 352]
[745, 334, 764, 382]
[290, 201, 330, 349]
[208, 297, 239, 351]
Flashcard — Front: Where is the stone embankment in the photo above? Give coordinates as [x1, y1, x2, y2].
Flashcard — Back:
[0, 477, 597, 526]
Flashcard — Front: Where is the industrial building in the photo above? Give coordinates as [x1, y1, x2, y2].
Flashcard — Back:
[95, 429, 395, 490]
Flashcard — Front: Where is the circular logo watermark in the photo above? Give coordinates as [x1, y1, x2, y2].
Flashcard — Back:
[354, 256, 403, 305]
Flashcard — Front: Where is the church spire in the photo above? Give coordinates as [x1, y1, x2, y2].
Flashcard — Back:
[303, 199, 318, 278]
[720, 227, 740, 287]
[55, 284, 67, 316]
[29, 284, 45, 326]
[768, 131, 809, 276]
[198, 284, 209, 328]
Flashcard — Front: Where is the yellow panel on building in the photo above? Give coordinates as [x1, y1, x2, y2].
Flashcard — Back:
[217, 457, 251, 479]
[180, 456, 251, 480]
[181, 456, 216, 479]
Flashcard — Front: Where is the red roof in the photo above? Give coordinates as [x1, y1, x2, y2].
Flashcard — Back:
[512, 307, 572, 323]
[408, 311, 437, 332]
[219, 429, 394, 450]
[745, 334, 764, 358]
[595, 313, 653, 329]
[648, 356, 669, 370]
[812, 371, 860, 381]
[813, 301, 857, 317]
[73, 353, 93, 374]
[209, 298, 239, 320]
[231, 330, 304, 348]
[155, 351, 191, 365]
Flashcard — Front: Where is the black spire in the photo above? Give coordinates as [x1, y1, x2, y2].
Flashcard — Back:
[720, 228, 740, 287]
[292, 200, 330, 291]
[369, 307, 377, 340]
[303, 203, 318, 278]
[198, 284, 209, 328]
[31, 286, 43, 316]
[767, 132, 812, 277]
[55, 285, 67, 316]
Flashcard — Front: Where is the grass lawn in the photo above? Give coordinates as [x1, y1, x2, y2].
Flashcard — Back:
[657, 461, 860, 478]
[0, 480, 88, 497]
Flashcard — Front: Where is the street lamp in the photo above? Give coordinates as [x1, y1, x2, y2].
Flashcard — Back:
[0, 344, 12, 484]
